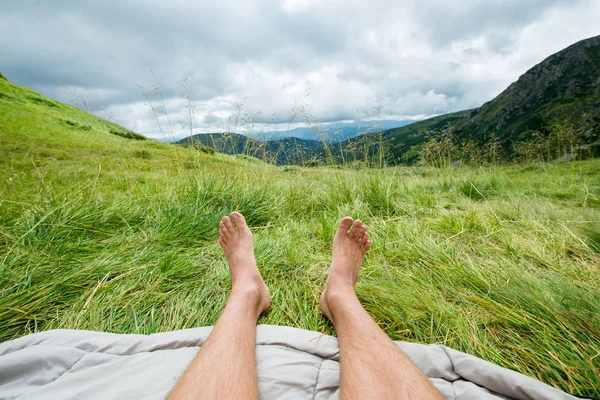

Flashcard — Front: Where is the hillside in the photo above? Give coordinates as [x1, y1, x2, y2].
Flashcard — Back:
[0, 74, 145, 145]
[335, 35, 600, 164]
[336, 109, 475, 164]
[1, 73, 600, 397]
[460, 35, 600, 143]
[331, 35, 600, 164]
[357, 35, 600, 163]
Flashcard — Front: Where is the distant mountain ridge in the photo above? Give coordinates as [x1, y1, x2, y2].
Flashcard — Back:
[246, 120, 416, 142]
[177, 132, 323, 165]
[179, 35, 600, 165]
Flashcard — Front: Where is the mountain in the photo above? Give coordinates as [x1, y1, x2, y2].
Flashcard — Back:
[246, 120, 416, 142]
[176, 132, 323, 165]
[178, 35, 600, 165]
[455, 35, 600, 144]
[336, 35, 600, 164]
[334, 109, 475, 164]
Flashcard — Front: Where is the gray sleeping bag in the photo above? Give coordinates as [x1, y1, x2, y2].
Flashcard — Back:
[0, 325, 580, 399]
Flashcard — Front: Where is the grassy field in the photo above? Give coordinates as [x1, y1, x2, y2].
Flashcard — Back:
[1, 78, 600, 397]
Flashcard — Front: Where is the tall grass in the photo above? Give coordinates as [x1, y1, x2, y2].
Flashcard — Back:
[1, 134, 599, 396]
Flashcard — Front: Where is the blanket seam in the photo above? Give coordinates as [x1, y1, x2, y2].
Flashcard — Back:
[9, 342, 340, 362]
[440, 346, 458, 400]
[14, 354, 87, 400]
[311, 359, 325, 400]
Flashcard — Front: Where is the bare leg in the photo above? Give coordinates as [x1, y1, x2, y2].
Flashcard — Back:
[321, 217, 443, 400]
[169, 212, 270, 400]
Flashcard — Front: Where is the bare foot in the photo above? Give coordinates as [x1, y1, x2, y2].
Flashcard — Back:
[219, 211, 270, 317]
[320, 217, 371, 322]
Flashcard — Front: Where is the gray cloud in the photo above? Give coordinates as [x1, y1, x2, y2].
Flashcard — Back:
[1, 0, 599, 139]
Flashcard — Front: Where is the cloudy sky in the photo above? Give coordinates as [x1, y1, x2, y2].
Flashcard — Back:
[2, 0, 599, 140]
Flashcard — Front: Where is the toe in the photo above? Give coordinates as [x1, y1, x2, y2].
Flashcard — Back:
[223, 216, 235, 233]
[359, 225, 368, 237]
[230, 211, 249, 231]
[351, 220, 363, 238]
[337, 216, 354, 234]
[362, 240, 371, 252]
[359, 231, 369, 243]
[219, 237, 226, 247]
[219, 221, 230, 238]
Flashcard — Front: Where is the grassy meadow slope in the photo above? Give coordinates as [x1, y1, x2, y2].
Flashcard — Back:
[1, 78, 600, 397]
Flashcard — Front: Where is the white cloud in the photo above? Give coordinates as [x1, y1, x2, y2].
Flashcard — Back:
[282, 0, 312, 13]
[0, 0, 598, 140]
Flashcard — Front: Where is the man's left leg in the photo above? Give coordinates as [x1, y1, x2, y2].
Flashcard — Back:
[168, 212, 270, 400]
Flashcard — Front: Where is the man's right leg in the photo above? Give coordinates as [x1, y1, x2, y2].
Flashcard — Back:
[321, 217, 443, 400]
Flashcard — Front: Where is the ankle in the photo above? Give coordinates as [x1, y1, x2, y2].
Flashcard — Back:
[231, 283, 261, 304]
[229, 278, 270, 317]
[325, 285, 359, 316]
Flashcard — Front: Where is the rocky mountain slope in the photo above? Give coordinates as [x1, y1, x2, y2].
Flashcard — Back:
[341, 34, 600, 164]
[457, 34, 600, 144]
